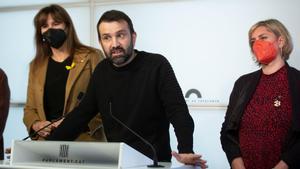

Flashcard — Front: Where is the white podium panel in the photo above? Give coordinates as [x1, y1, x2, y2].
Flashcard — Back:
[9, 140, 152, 169]
[2, 161, 198, 169]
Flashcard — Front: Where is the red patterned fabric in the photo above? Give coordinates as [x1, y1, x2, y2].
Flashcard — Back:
[239, 65, 292, 169]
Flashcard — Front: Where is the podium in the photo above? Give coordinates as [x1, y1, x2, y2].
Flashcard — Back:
[6, 140, 153, 169]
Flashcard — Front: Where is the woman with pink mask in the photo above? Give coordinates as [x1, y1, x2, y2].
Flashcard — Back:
[221, 19, 300, 169]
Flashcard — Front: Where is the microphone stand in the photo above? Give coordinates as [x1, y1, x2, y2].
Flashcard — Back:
[109, 102, 164, 168]
[22, 92, 85, 141]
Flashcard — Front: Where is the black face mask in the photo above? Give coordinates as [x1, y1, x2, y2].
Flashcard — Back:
[42, 28, 67, 49]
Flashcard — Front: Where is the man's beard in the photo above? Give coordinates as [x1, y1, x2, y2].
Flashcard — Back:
[106, 42, 134, 66]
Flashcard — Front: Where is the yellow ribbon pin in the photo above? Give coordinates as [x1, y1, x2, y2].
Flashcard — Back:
[65, 62, 76, 70]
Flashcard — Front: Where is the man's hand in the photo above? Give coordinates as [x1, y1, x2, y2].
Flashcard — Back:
[171, 151, 208, 169]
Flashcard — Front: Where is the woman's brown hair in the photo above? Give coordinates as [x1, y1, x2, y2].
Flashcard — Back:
[32, 4, 92, 71]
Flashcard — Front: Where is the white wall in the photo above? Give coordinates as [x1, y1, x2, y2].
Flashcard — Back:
[1, 0, 300, 168]
[93, 0, 300, 106]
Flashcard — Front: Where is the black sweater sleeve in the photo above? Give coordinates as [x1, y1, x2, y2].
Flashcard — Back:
[158, 56, 194, 153]
[47, 70, 99, 141]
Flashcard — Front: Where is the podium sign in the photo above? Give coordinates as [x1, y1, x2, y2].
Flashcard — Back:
[10, 140, 152, 169]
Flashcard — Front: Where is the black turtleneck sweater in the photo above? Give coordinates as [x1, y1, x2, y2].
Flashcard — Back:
[47, 50, 194, 161]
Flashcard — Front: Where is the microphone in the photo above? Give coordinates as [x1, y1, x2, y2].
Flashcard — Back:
[108, 101, 164, 168]
[22, 114, 66, 141]
[22, 92, 85, 141]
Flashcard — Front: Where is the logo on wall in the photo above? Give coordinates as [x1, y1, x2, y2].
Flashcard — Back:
[185, 89, 202, 99]
[185, 88, 219, 106]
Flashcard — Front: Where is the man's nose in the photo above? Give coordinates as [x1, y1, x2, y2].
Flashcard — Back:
[111, 37, 120, 47]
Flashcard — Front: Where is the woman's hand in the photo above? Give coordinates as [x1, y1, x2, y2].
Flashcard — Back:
[273, 160, 289, 169]
[32, 121, 53, 137]
[231, 157, 246, 169]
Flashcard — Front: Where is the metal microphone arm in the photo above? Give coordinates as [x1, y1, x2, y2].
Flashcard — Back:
[109, 102, 164, 168]
[22, 115, 65, 141]
[23, 92, 85, 141]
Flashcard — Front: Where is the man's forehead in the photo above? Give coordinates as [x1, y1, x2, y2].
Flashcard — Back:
[99, 20, 129, 33]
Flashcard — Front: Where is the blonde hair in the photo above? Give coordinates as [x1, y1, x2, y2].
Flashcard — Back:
[248, 19, 293, 60]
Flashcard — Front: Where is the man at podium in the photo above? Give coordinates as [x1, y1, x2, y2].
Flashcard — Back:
[47, 10, 207, 169]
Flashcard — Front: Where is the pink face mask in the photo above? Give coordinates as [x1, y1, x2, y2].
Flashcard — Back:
[252, 40, 278, 64]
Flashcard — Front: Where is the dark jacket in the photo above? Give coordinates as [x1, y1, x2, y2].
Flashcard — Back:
[0, 68, 10, 160]
[220, 64, 300, 168]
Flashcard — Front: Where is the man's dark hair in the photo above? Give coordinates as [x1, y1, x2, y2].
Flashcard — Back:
[97, 10, 135, 41]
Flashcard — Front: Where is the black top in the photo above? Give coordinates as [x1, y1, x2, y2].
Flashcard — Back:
[47, 50, 194, 162]
[44, 56, 72, 121]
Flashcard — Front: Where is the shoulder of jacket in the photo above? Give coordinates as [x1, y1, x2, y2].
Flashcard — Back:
[236, 69, 261, 84]
[28, 58, 48, 73]
[0, 68, 4, 75]
[0, 68, 6, 80]
[76, 47, 104, 59]
[288, 65, 300, 75]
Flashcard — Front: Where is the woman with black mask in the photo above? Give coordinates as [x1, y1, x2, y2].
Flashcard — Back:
[23, 4, 106, 141]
